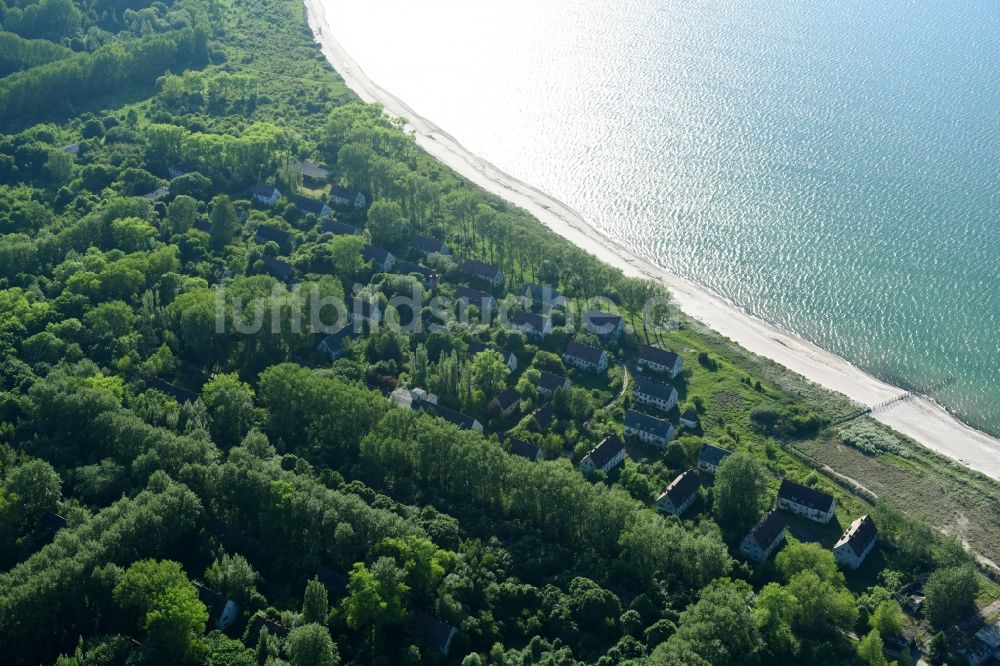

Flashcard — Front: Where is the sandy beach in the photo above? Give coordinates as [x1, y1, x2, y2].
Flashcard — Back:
[304, 0, 1000, 481]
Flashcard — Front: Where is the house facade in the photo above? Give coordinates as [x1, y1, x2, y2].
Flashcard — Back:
[740, 511, 787, 562]
[680, 409, 699, 429]
[563, 341, 608, 373]
[833, 515, 877, 569]
[631, 376, 678, 412]
[655, 470, 700, 516]
[579, 434, 625, 475]
[623, 409, 676, 448]
[293, 195, 333, 218]
[777, 479, 837, 524]
[638, 345, 683, 378]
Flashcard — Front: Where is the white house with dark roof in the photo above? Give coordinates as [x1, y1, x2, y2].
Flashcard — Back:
[697, 443, 733, 474]
[468, 341, 517, 371]
[563, 341, 608, 373]
[680, 408, 699, 429]
[537, 370, 570, 398]
[777, 479, 837, 524]
[396, 260, 439, 289]
[489, 388, 521, 417]
[656, 470, 700, 516]
[250, 183, 282, 207]
[412, 235, 450, 256]
[255, 225, 293, 248]
[456, 286, 496, 317]
[510, 310, 551, 339]
[320, 219, 359, 236]
[362, 245, 396, 273]
[740, 511, 787, 562]
[461, 259, 503, 287]
[422, 402, 482, 432]
[579, 434, 625, 475]
[624, 409, 676, 448]
[317, 325, 361, 360]
[329, 185, 366, 208]
[263, 256, 294, 281]
[833, 515, 877, 569]
[506, 436, 543, 462]
[631, 376, 678, 412]
[293, 195, 333, 218]
[638, 345, 683, 378]
[583, 309, 625, 340]
[296, 160, 329, 186]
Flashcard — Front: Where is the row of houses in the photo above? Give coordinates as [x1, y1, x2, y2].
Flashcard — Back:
[738, 478, 877, 569]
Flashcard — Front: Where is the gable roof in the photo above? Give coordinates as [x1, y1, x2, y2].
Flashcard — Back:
[491, 388, 520, 411]
[248, 614, 291, 641]
[778, 479, 835, 513]
[538, 370, 569, 393]
[506, 436, 541, 461]
[698, 443, 733, 466]
[564, 340, 605, 365]
[362, 245, 393, 266]
[140, 375, 200, 404]
[263, 256, 293, 280]
[318, 325, 360, 354]
[583, 309, 623, 334]
[835, 515, 877, 557]
[255, 226, 292, 245]
[461, 259, 501, 281]
[469, 340, 513, 363]
[625, 409, 672, 437]
[633, 376, 677, 402]
[586, 433, 624, 469]
[320, 219, 359, 235]
[396, 260, 437, 281]
[422, 402, 479, 430]
[249, 183, 279, 198]
[316, 566, 349, 595]
[408, 612, 457, 653]
[659, 470, 700, 505]
[456, 286, 494, 304]
[293, 195, 328, 217]
[531, 402, 555, 430]
[412, 235, 448, 254]
[640, 345, 680, 367]
[296, 160, 329, 180]
[747, 510, 786, 549]
[511, 310, 549, 333]
[330, 184, 360, 201]
[681, 408, 699, 423]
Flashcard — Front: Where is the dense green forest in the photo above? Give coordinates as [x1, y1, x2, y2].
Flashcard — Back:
[2, 0, 1000, 664]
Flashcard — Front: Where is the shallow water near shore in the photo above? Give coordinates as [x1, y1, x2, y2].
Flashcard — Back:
[324, 0, 1000, 435]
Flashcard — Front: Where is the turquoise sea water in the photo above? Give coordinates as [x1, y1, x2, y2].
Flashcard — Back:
[326, 0, 1000, 434]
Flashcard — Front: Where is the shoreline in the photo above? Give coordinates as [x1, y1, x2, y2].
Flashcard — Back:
[303, 0, 1000, 482]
